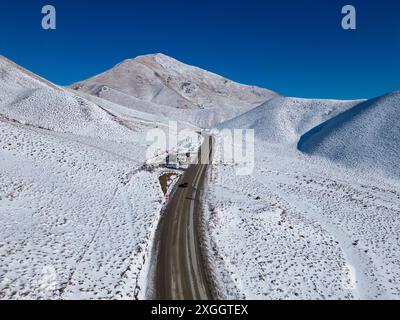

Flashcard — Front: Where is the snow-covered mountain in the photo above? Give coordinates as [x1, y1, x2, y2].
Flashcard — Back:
[298, 91, 400, 178]
[217, 96, 363, 145]
[207, 91, 400, 300]
[0, 55, 141, 142]
[0, 55, 171, 299]
[2, 53, 400, 300]
[70, 53, 277, 127]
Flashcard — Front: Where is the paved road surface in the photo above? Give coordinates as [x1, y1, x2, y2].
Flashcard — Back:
[155, 136, 213, 300]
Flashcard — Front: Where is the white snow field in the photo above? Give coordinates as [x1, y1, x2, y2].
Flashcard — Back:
[0, 55, 174, 299]
[70, 53, 277, 127]
[203, 95, 400, 300]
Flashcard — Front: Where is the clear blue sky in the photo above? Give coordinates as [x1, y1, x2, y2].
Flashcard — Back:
[1, 0, 399, 99]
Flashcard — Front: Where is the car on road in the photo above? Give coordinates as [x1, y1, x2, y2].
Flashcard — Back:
[166, 161, 180, 169]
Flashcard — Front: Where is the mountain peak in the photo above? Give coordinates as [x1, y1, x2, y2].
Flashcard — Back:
[116, 53, 174, 66]
[135, 52, 173, 60]
[70, 54, 277, 127]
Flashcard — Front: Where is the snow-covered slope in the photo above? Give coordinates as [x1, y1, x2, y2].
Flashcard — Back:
[298, 92, 400, 178]
[218, 97, 363, 145]
[0, 119, 164, 299]
[0, 55, 59, 91]
[205, 140, 400, 299]
[0, 56, 144, 142]
[205, 91, 400, 299]
[70, 53, 277, 127]
[0, 55, 172, 299]
[3, 52, 400, 300]
[205, 94, 400, 300]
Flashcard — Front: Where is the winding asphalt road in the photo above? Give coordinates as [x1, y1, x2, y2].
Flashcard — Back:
[155, 136, 213, 300]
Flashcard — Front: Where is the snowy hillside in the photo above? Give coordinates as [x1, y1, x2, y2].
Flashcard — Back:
[70, 53, 277, 127]
[2, 52, 400, 300]
[0, 120, 164, 299]
[0, 55, 174, 299]
[205, 89, 400, 299]
[218, 97, 363, 145]
[298, 92, 400, 178]
[0, 56, 149, 142]
[205, 141, 400, 299]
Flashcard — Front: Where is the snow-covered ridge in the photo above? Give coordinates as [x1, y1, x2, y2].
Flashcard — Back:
[205, 93, 400, 300]
[0, 55, 59, 90]
[217, 96, 364, 145]
[0, 56, 146, 142]
[70, 53, 278, 127]
[0, 55, 169, 299]
[2, 53, 400, 300]
[298, 91, 400, 178]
